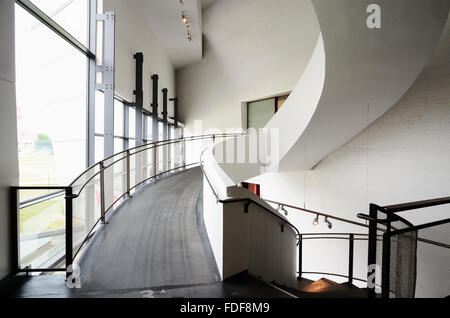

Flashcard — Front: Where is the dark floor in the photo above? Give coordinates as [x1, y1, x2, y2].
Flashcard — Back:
[0, 168, 291, 298]
[0, 272, 293, 298]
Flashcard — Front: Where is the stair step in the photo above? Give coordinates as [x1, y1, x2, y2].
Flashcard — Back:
[274, 280, 369, 298]
[301, 278, 343, 293]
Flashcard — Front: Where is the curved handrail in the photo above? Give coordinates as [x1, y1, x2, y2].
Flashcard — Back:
[69, 133, 244, 188]
[71, 161, 201, 261]
[264, 198, 367, 228]
[199, 147, 301, 239]
[70, 134, 245, 261]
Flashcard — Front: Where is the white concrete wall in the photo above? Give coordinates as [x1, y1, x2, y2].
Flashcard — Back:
[104, 0, 176, 117]
[177, 0, 320, 133]
[251, 13, 450, 297]
[202, 145, 297, 286]
[0, 0, 19, 280]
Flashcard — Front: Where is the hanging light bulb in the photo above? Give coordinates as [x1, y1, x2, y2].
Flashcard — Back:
[277, 204, 288, 216]
[313, 214, 320, 226]
[182, 13, 189, 26]
[324, 217, 333, 229]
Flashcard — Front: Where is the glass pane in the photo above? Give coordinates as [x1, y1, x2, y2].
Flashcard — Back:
[128, 139, 136, 150]
[158, 122, 164, 141]
[114, 137, 124, 153]
[19, 190, 66, 270]
[95, 91, 104, 134]
[29, 0, 89, 46]
[95, 136, 104, 163]
[146, 116, 153, 142]
[114, 100, 124, 137]
[248, 98, 275, 130]
[72, 173, 101, 258]
[129, 108, 136, 138]
[16, 5, 87, 189]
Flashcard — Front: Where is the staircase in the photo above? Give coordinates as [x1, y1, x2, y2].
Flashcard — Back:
[273, 277, 369, 298]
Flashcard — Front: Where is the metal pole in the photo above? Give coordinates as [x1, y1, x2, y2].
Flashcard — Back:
[10, 188, 19, 273]
[87, 0, 96, 167]
[126, 150, 131, 196]
[65, 187, 73, 278]
[298, 234, 303, 279]
[367, 203, 378, 298]
[348, 233, 354, 285]
[381, 222, 391, 298]
[100, 162, 106, 223]
[153, 146, 157, 180]
[134, 52, 144, 147]
[170, 97, 178, 128]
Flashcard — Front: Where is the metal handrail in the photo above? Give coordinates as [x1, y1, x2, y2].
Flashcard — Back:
[70, 134, 243, 261]
[199, 148, 300, 239]
[363, 199, 450, 298]
[13, 134, 243, 274]
[264, 198, 368, 228]
[71, 161, 201, 262]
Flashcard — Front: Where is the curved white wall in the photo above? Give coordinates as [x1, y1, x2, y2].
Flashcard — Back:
[279, 0, 450, 172]
[198, 0, 450, 297]
[252, 11, 450, 297]
[177, 0, 321, 133]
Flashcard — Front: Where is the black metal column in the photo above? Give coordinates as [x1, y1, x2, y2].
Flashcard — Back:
[170, 97, 179, 128]
[367, 203, 378, 298]
[10, 188, 19, 273]
[134, 53, 144, 146]
[348, 233, 354, 285]
[162, 88, 168, 140]
[298, 235, 303, 279]
[65, 187, 73, 278]
[151, 74, 159, 141]
[381, 217, 392, 298]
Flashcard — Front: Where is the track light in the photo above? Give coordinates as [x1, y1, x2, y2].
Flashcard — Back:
[182, 13, 189, 26]
[187, 31, 192, 42]
[324, 217, 333, 229]
[277, 204, 288, 216]
[313, 214, 319, 226]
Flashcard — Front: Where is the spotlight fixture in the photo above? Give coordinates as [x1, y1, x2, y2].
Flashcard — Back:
[187, 31, 192, 42]
[313, 214, 320, 226]
[182, 13, 189, 26]
[324, 217, 333, 229]
[277, 204, 288, 216]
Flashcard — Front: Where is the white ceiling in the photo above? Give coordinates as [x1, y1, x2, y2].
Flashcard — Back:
[132, 0, 205, 70]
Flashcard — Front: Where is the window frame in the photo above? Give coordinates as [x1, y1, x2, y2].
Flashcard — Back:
[246, 93, 290, 130]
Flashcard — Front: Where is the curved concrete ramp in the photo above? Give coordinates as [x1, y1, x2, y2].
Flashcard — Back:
[78, 168, 220, 292]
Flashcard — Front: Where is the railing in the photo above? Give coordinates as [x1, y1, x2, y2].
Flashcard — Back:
[10, 134, 242, 276]
[358, 197, 450, 298]
[200, 147, 302, 282]
[299, 233, 369, 286]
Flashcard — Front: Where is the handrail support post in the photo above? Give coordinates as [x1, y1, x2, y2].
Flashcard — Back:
[298, 234, 303, 280]
[65, 187, 73, 278]
[348, 233, 354, 285]
[100, 161, 106, 224]
[126, 150, 131, 197]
